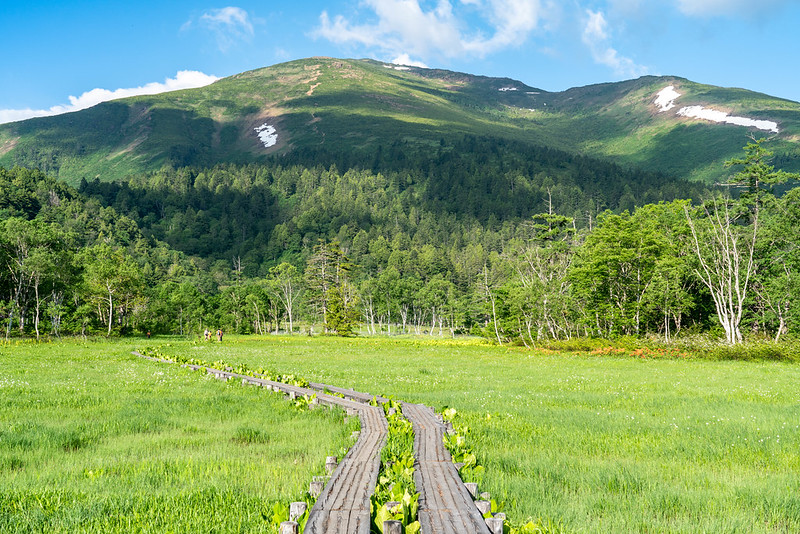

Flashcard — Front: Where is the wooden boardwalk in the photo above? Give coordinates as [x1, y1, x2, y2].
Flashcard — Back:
[133, 352, 488, 534]
[307, 381, 389, 405]
[196, 368, 389, 533]
[303, 403, 386, 534]
[402, 403, 490, 534]
[304, 380, 489, 534]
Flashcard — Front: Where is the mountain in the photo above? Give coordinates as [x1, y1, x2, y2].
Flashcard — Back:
[1, 57, 799, 185]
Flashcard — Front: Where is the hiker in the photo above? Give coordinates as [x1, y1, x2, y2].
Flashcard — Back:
[217, 329, 223, 342]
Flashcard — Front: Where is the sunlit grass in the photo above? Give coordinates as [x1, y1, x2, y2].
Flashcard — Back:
[0, 339, 352, 533]
[169, 334, 800, 533]
[3, 335, 798, 532]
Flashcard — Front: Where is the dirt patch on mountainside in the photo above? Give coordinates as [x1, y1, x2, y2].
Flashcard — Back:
[0, 136, 19, 156]
[107, 135, 147, 160]
[108, 105, 151, 159]
[303, 64, 323, 95]
[328, 60, 362, 79]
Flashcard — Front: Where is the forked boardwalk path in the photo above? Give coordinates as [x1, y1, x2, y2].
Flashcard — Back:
[134, 351, 488, 533]
[308, 381, 489, 532]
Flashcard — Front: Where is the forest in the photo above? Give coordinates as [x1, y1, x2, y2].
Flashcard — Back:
[1, 136, 797, 344]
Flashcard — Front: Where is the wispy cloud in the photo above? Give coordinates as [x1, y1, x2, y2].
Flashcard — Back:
[314, 0, 552, 66]
[185, 6, 255, 52]
[581, 9, 648, 77]
[461, 0, 551, 54]
[0, 71, 219, 125]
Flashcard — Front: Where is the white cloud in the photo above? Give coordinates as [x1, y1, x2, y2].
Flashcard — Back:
[391, 53, 429, 68]
[581, 9, 648, 77]
[201, 6, 253, 30]
[0, 71, 219, 125]
[187, 6, 255, 52]
[315, 0, 551, 62]
[317, 1, 463, 58]
[464, 0, 548, 53]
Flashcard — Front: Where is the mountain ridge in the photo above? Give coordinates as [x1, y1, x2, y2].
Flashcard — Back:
[1, 57, 798, 185]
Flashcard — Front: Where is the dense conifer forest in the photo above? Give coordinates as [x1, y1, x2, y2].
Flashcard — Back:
[1, 137, 797, 343]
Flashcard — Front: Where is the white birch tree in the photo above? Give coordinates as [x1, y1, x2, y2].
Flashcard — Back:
[685, 198, 756, 344]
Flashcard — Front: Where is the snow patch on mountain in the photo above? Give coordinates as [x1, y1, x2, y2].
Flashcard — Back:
[254, 124, 277, 147]
[655, 86, 681, 112]
[677, 106, 779, 133]
[655, 85, 779, 133]
[499, 87, 518, 92]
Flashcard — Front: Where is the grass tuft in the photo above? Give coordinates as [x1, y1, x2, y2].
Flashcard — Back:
[232, 426, 271, 445]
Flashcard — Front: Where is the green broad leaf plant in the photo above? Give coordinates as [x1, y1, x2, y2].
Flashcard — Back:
[370, 398, 421, 534]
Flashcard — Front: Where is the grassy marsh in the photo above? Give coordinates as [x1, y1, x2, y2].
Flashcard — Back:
[0, 339, 352, 533]
[173, 335, 800, 533]
[2, 335, 799, 532]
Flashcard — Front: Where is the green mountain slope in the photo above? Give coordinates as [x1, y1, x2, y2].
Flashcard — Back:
[1, 57, 798, 185]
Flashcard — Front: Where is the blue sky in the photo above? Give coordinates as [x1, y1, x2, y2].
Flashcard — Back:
[2, 0, 799, 123]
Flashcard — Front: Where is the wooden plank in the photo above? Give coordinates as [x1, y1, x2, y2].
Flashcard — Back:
[307, 381, 389, 404]
[305, 403, 387, 534]
[235, 374, 367, 413]
[402, 403, 490, 534]
[130, 350, 174, 365]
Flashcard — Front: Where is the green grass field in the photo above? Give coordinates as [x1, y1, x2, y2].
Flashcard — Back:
[3, 335, 799, 533]
[0, 338, 354, 533]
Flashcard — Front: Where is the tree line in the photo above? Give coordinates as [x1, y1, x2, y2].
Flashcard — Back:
[78, 135, 709, 270]
[1, 139, 797, 343]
